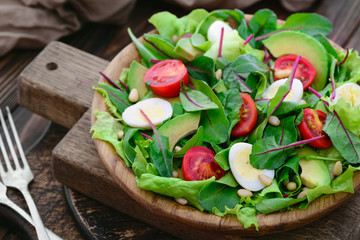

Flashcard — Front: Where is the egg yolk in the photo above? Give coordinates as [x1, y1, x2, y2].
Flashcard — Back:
[337, 86, 360, 107]
[137, 106, 165, 124]
[234, 148, 262, 180]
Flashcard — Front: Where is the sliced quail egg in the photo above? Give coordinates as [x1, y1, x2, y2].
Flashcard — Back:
[263, 78, 304, 102]
[122, 98, 172, 129]
[229, 143, 275, 192]
[333, 82, 360, 107]
[207, 20, 233, 45]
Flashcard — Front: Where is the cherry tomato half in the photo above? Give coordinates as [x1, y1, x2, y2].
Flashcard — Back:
[298, 108, 332, 148]
[144, 59, 189, 98]
[274, 55, 316, 90]
[231, 93, 258, 137]
[182, 146, 226, 181]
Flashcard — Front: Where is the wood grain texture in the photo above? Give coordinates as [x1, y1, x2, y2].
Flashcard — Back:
[18, 41, 108, 129]
[90, 15, 360, 237]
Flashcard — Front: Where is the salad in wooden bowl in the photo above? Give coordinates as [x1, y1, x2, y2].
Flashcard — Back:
[90, 8, 360, 237]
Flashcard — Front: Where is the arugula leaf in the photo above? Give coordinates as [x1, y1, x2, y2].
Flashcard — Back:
[180, 89, 218, 112]
[323, 112, 360, 164]
[193, 79, 229, 144]
[263, 115, 297, 146]
[199, 182, 240, 212]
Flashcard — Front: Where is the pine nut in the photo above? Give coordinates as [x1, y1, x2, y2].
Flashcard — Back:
[172, 35, 179, 43]
[172, 170, 179, 178]
[215, 69, 222, 80]
[269, 115, 280, 126]
[283, 179, 290, 186]
[237, 189, 253, 198]
[286, 182, 297, 191]
[128, 88, 139, 103]
[175, 197, 187, 205]
[297, 190, 308, 199]
[117, 130, 124, 140]
[332, 161, 343, 177]
[299, 99, 307, 105]
[174, 146, 182, 152]
[258, 174, 273, 186]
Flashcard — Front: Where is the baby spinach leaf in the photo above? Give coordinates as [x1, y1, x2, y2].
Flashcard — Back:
[193, 79, 229, 144]
[174, 126, 204, 157]
[214, 148, 230, 171]
[323, 112, 360, 164]
[180, 89, 218, 112]
[216, 172, 238, 188]
[96, 84, 131, 114]
[246, 71, 268, 99]
[259, 179, 283, 199]
[276, 155, 301, 195]
[272, 101, 310, 118]
[263, 115, 297, 146]
[127, 28, 159, 67]
[172, 102, 184, 118]
[187, 56, 217, 87]
[313, 34, 340, 60]
[249, 9, 277, 48]
[248, 118, 268, 144]
[199, 182, 240, 212]
[217, 89, 243, 118]
[222, 54, 269, 91]
[281, 13, 332, 37]
[123, 128, 140, 165]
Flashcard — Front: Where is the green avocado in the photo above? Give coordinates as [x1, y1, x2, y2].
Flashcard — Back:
[158, 112, 200, 150]
[128, 60, 149, 100]
[297, 147, 331, 189]
[263, 31, 329, 91]
[174, 37, 203, 61]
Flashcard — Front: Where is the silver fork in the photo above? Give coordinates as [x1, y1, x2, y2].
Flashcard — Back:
[0, 107, 50, 240]
[0, 181, 62, 240]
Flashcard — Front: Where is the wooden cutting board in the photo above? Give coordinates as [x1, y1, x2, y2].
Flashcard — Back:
[17, 41, 360, 239]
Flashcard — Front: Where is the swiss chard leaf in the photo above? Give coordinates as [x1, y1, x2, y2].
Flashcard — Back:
[276, 155, 301, 195]
[198, 182, 240, 212]
[217, 89, 243, 119]
[263, 115, 297, 146]
[96, 84, 131, 113]
[149, 132, 174, 177]
[123, 128, 140, 165]
[180, 89, 218, 112]
[187, 56, 218, 87]
[250, 136, 292, 169]
[193, 79, 229, 144]
[248, 118, 268, 144]
[323, 112, 360, 164]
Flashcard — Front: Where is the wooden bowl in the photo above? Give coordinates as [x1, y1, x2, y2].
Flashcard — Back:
[91, 14, 360, 238]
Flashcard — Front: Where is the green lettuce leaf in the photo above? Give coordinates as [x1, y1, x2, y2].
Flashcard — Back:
[91, 111, 127, 165]
[138, 173, 215, 210]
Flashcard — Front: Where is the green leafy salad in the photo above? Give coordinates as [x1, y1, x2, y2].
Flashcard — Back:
[90, 8, 360, 230]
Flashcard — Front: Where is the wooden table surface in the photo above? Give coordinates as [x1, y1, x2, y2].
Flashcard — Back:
[1, 0, 360, 239]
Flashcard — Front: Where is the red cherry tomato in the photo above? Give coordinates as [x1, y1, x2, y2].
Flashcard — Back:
[144, 59, 189, 98]
[231, 93, 258, 137]
[182, 146, 226, 181]
[298, 108, 332, 148]
[274, 55, 316, 90]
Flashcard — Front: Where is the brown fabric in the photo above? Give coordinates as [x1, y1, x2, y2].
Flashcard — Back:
[0, 0, 317, 57]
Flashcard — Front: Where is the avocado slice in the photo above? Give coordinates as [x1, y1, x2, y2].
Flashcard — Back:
[263, 31, 329, 91]
[128, 60, 149, 100]
[297, 147, 331, 189]
[158, 112, 200, 150]
[174, 37, 203, 61]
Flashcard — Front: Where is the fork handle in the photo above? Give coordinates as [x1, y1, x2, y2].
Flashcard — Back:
[19, 186, 51, 240]
[1, 197, 62, 240]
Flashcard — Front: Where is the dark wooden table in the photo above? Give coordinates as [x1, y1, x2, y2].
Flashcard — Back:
[1, 0, 360, 239]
